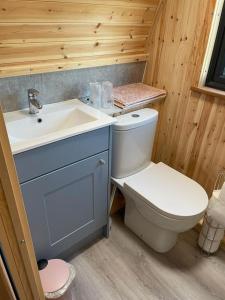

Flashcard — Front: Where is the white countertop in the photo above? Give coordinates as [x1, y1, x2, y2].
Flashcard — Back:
[4, 99, 116, 154]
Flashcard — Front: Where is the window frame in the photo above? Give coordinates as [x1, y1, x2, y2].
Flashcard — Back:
[205, 2, 225, 91]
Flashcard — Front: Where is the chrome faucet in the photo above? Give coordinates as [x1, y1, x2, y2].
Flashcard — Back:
[28, 88, 43, 114]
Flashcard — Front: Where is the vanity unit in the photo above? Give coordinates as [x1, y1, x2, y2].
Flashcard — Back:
[4, 100, 115, 260]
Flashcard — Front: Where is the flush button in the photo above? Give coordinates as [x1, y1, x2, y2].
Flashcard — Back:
[131, 114, 140, 118]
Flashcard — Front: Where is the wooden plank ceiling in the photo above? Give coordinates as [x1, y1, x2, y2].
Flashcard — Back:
[0, 0, 160, 78]
[145, 0, 225, 195]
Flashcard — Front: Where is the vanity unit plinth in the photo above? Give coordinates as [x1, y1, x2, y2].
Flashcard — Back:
[14, 127, 111, 260]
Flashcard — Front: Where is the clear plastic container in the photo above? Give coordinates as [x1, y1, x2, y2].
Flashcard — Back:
[101, 81, 114, 108]
[89, 82, 101, 108]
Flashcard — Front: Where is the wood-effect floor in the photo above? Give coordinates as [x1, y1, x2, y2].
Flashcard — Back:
[70, 215, 225, 300]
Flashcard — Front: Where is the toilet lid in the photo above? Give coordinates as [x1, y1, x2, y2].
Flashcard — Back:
[124, 162, 208, 219]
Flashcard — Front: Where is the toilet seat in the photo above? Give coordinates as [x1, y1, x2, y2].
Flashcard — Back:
[124, 162, 208, 220]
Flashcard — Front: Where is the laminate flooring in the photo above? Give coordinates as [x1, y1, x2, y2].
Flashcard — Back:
[69, 214, 225, 300]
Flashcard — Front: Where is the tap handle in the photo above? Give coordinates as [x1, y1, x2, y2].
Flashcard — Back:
[28, 88, 39, 99]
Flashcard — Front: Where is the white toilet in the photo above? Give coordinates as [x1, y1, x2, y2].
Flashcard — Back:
[111, 108, 208, 253]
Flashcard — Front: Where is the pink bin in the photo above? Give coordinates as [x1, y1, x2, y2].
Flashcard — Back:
[39, 259, 76, 300]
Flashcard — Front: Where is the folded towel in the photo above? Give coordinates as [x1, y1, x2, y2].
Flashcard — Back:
[113, 83, 166, 108]
[207, 183, 225, 227]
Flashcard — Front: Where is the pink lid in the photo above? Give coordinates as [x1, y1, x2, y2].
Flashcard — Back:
[39, 259, 70, 293]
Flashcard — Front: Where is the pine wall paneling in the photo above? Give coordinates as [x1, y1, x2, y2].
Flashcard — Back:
[0, 0, 160, 78]
[145, 0, 225, 195]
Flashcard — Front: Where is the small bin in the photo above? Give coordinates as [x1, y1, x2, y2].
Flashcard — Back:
[39, 259, 76, 300]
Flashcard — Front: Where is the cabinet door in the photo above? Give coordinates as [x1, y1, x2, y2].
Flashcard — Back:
[21, 151, 109, 260]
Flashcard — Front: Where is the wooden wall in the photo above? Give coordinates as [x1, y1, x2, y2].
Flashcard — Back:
[0, 0, 160, 78]
[1, 0, 224, 195]
[145, 0, 225, 195]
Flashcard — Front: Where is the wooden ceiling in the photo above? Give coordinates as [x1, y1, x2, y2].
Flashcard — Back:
[0, 0, 161, 78]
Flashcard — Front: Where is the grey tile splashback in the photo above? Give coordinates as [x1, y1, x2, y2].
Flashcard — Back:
[0, 62, 145, 112]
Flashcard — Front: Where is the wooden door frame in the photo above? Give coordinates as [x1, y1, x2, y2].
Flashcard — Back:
[0, 106, 44, 299]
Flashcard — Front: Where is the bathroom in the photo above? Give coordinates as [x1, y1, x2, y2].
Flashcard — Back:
[0, 0, 225, 299]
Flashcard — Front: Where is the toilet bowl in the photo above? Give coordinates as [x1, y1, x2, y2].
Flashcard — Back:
[112, 108, 208, 253]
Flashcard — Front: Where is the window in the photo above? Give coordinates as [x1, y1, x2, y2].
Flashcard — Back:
[206, 2, 225, 91]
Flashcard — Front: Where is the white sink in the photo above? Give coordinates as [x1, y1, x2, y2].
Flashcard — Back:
[4, 99, 116, 154]
[7, 107, 96, 140]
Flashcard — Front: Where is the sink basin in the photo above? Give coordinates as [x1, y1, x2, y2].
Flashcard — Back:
[7, 107, 96, 140]
[4, 99, 115, 154]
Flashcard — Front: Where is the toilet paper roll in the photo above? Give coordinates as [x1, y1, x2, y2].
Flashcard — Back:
[207, 187, 225, 227]
[202, 215, 224, 240]
[198, 233, 221, 253]
[202, 223, 224, 241]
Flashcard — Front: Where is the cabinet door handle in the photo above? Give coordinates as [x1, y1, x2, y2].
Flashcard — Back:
[99, 159, 106, 165]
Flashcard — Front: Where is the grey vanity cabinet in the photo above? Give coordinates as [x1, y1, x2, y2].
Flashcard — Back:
[21, 151, 109, 260]
[14, 127, 111, 260]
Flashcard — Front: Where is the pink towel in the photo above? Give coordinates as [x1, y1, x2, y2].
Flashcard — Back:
[113, 83, 166, 108]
